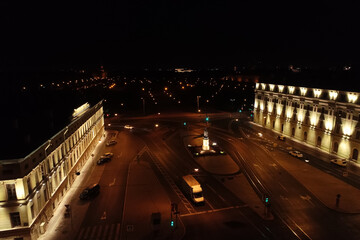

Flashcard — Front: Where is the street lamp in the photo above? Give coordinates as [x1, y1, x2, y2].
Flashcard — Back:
[197, 96, 201, 112]
[141, 98, 145, 115]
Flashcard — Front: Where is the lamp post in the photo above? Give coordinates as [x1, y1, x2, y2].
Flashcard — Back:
[141, 98, 145, 115]
[197, 96, 201, 112]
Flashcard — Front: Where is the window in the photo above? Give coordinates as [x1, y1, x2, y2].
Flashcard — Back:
[10, 212, 21, 227]
[356, 131, 360, 140]
[333, 142, 339, 153]
[336, 125, 340, 134]
[353, 149, 359, 161]
[27, 178, 32, 193]
[44, 187, 48, 202]
[6, 184, 17, 200]
[30, 205, 35, 219]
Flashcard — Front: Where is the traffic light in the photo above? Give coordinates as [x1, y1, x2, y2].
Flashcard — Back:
[170, 220, 174, 227]
[205, 116, 209, 121]
[264, 195, 269, 205]
[184, 122, 187, 126]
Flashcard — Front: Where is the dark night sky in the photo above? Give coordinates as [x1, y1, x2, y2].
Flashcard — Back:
[1, 0, 359, 68]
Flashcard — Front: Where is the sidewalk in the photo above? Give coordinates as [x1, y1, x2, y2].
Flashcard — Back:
[38, 132, 107, 240]
[274, 150, 360, 213]
[248, 122, 360, 213]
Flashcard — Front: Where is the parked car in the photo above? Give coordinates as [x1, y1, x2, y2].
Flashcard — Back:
[97, 157, 111, 165]
[330, 159, 347, 167]
[289, 150, 303, 158]
[101, 152, 114, 158]
[79, 184, 100, 200]
[278, 135, 286, 141]
[106, 140, 117, 146]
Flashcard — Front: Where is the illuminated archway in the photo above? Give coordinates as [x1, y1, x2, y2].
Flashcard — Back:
[352, 149, 359, 161]
[317, 136, 322, 147]
[333, 142, 339, 153]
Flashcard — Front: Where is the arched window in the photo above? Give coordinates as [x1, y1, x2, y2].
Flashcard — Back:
[317, 136, 322, 147]
[292, 127, 295, 137]
[304, 132, 307, 141]
[333, 142, 339, 153]
[352, 149, 359, 161]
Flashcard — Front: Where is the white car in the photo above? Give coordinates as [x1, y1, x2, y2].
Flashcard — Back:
[124, 125, 133, 129]
[106, 140, 117, 146]
[330, 159, 347, 167]
[289, 150, 303, 158]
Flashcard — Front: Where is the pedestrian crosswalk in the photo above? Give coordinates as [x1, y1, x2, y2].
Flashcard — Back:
[76, 223, 121, 240]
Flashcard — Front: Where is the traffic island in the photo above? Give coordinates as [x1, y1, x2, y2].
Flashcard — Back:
[184, 128, 240, 175]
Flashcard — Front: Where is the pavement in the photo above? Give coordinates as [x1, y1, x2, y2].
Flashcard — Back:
[247, 122, 360, 214]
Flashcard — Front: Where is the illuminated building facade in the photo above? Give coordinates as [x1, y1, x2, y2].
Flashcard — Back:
[254, 83, 360, 162]
[0, 101, 104, 240]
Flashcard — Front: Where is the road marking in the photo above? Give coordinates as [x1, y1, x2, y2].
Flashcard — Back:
[108, 224, 115, 240]
[300, 194, 315, 206]
[115, 223, 121, 239]
[205, 199, 215, 210]
[180, 206, 242, 217]
[206, 184, 231, 206]
[90, 225, 97, 239]
[109, 178, 116, 186]
[280, 195, 289, 200]
[278, 183, 288, 192]
[96, 225, 103, 239]
[77, 227, 86, 240]
[82, 226, 91, 239]
[103, 224, 110, 239]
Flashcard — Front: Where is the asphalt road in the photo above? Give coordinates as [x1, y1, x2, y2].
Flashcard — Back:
[74, 130, 144, 240]
[72, 112, 360, 240]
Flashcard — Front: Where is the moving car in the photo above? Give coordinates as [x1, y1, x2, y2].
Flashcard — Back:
[79, 184, 100, 200]
[330, 159, 347, 167]
[278, 135, 286, 141]
[124, 125, 133, 129]
[289, 150, 303, 158]
[106, 140, 117, 146]
[97, 157, 111, 165]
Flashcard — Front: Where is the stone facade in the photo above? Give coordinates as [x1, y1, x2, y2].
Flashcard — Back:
[0, 101, 104, 240]
[254, 83, 360, 162]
